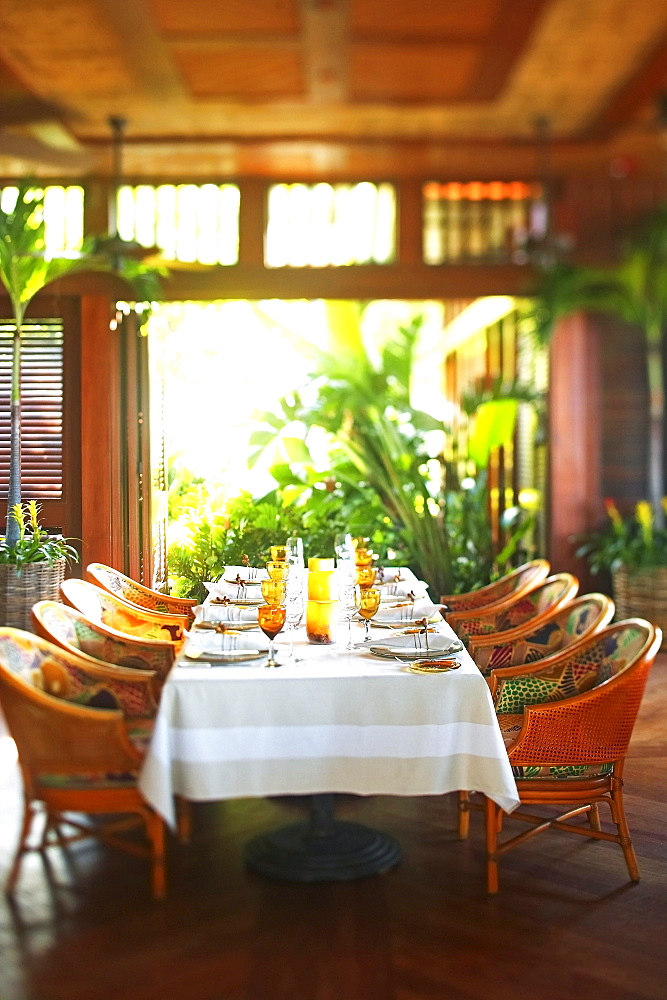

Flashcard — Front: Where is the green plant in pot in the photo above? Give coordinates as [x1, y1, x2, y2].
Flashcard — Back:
[0, 183, 87, 626]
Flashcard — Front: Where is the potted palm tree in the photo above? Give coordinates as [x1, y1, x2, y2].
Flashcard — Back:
[0, 182, 88, 627]
[531, 204, 667, 636]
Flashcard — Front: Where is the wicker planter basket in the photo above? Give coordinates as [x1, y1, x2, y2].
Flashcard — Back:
[0, 559, 66, 631]
[612, 565, 667, 649]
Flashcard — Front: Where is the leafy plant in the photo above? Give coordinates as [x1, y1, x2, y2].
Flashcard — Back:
[0, 501, 79, 571]
[575, 498, 667, 575]
[248, 302, 536, 597]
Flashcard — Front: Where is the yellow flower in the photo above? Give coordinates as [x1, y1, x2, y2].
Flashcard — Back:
[635, 500, 653, 546]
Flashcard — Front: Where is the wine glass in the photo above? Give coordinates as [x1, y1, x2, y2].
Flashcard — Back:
[270, 545, 287, 563]
[267, 561, 289, 581]
[261, 579, 286, 605]
[286, 536, 304, 567]
[258, 603, 287, 667]
[355, 587, 381, 641]
[338, 580, 358, 650]
[356, 566, 377, 590]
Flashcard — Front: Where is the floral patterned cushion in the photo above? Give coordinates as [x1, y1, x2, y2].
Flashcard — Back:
[494, 625, 648, 715]
[474, 600, 606, 674]
[456, 579, 569, 640]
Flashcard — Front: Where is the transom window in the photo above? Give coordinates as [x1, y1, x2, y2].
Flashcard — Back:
[423, 181, 544, 265]
[265, 182, 396, 266]
[117, 183, 240, 264]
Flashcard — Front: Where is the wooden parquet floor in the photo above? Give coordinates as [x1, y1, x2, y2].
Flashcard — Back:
[0, 659, 665, 1000]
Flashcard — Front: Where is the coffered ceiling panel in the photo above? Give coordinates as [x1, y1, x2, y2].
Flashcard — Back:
[0, 0, 666, 180]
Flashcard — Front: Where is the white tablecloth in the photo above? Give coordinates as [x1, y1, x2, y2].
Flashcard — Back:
[138, 618, 519, 827]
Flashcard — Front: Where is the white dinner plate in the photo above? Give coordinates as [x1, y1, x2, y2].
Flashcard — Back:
[368, 635, 464, 660]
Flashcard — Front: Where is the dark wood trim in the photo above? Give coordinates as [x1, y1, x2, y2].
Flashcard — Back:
[467, 0, 550, 101]
[162, 262, 537, 301]
[582, 28, 667, 140]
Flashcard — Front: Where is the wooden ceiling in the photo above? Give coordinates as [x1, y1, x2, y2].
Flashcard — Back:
[1, 0, 667, 181]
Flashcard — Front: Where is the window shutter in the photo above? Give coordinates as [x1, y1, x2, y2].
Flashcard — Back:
[0, 318, 65, 499]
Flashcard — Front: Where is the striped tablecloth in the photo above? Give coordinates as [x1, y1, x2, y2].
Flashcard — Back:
[138, 619, 519, 827]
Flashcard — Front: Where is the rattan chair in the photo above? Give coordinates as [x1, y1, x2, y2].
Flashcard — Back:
[31, 600, 177, 691]
[447, 572, 580, 644]
[60, 579, 188, 646]
[467, 619, 661, 893]
[469, 593, 615, 679]
[86, 562, 197, 620]
[0, 627, 166, 900]
[440, 559, 550, 614]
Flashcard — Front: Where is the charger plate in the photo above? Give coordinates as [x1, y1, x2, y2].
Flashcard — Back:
[404, 659, 461, 674]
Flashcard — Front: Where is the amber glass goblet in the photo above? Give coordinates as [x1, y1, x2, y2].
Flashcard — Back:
[267, 561, 289, 581]
[355, 566, 377, 590]
[270, 545, 287, 563]
[355, 587, 381, 641]
[258, 603, 287, 667]
[261, 579, 286, 605]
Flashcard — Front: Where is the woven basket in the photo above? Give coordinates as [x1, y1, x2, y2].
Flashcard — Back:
[0, 559, 66, 631]
[612, 565, 667, 649]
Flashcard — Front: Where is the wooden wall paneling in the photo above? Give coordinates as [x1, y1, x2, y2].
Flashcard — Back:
[547, 312, 601, 587]
[79, 294, 121, 571]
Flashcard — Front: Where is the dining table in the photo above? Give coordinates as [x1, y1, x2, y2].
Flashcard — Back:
[138, 568, 519, 882]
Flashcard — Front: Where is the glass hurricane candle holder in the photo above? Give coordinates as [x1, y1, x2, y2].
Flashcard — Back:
[306, 599, 338, 644]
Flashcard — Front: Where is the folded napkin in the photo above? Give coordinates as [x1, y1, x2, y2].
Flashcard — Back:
[375, 566, 420, 586]
[373, 598, 441, 623]
[194, 604, 259, 623]
[377, 580, 429, 600]
[223, 565, 269, 581]
[204, 580, 265, 601]
[369, 633, 464, 658]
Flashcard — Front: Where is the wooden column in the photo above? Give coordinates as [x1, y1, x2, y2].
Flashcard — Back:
[548, 312, 601, 588]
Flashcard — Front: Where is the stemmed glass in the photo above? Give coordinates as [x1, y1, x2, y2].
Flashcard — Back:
[338, 580, 358, 650]
[355, 587, 381, 641]
[261, 578, 286, 606]
[257, 604, 287, 667]
[355, 566, 377, 590]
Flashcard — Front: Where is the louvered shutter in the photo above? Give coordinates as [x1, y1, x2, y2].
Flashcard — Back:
[0, 318, 64, 499]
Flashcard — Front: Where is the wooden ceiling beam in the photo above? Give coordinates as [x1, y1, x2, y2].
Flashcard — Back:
[300, 0, 349, 104]
[96, 0, 187, 103]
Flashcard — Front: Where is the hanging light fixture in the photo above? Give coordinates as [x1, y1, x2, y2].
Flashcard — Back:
[91, 115, 161, 265]
[512, 115, 574, 268]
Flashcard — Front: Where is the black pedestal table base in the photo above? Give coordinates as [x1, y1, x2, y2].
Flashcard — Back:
[245, 793, 402, 882]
